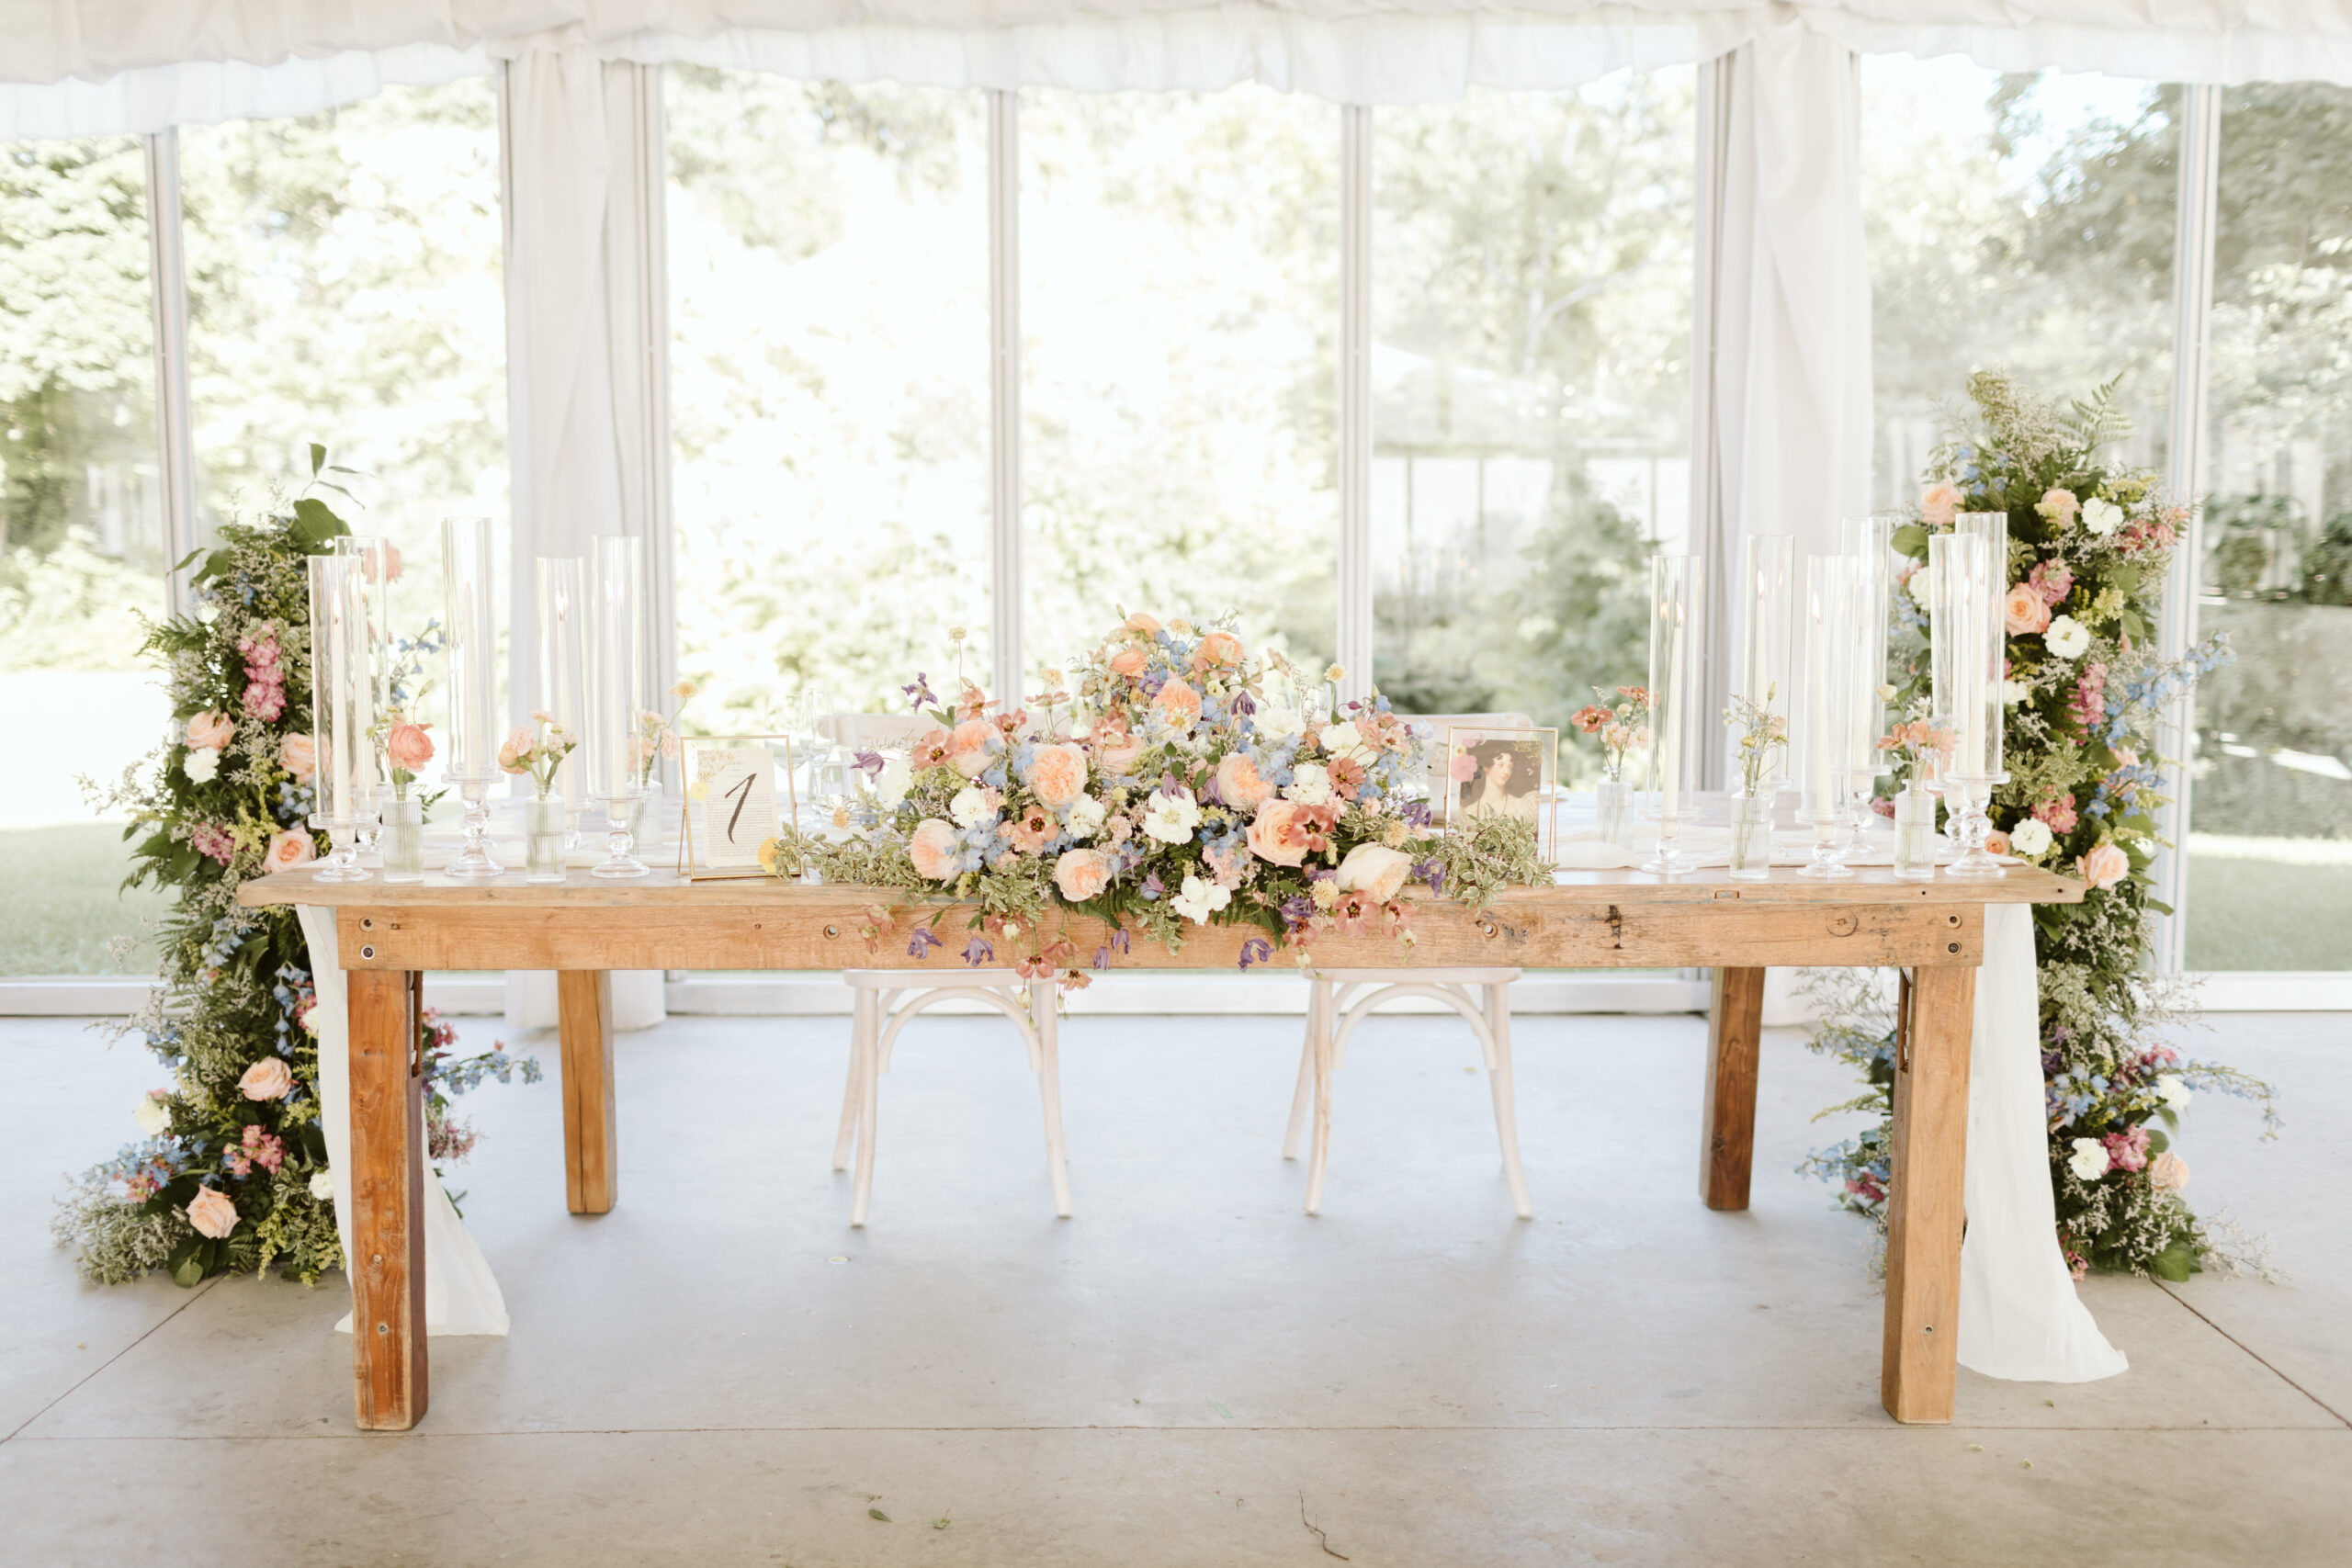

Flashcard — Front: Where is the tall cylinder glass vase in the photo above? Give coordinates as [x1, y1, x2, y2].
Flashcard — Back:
[585, 536, 650, 878]
[1641, 555, 1700, 874]
[306, 554, 373, 881]
[1797, 554, 1857, 879]
[1843, 513, 1898, 850]
[1933, 515, 2010, 879]
[442, 516, 504, 877]
[1731, 533, 1792, 870]
[538, 556, 588, 846]
[334, 535, 392, 864]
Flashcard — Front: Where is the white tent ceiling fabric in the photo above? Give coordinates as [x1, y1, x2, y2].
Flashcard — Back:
[7, 2, 2352, 138]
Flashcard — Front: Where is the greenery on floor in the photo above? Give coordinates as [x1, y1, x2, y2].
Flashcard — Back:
[2185, 852, 2352, 972]
[0, 824, 170, 976]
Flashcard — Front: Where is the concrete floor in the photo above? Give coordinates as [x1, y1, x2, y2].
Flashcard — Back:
[3, 1002, 2346, 1566]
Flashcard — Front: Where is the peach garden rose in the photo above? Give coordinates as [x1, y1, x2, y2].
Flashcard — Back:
[186, 1186, 238, 1240]
[386, 721, 435, 772]
[1246, 798, 1315, 867]
[1053, 846, 1114, 902]
[264, 829, 316, 873]
[1336, 842, 1412, 902]
[1025, 742, 1089, 809]
[2077, 840, 2131, 890]
[2004, 582, 2052, 637]
[238, 1056, 294, 1100]
[1213, 750, 1274, 812]
[1108, 646, 1149, 678]
[186, 710, 235, 750]
[945, 719, 998, 778]
[1920, 482, 1962, 527]
[279, 732, 316, 784]
[1152, 678, 1203, 732]
[908, 818, 960, 881]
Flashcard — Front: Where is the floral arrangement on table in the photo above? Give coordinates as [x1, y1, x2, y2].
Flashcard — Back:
[1570, 684, 1653, 780]
[1802, 374, 2277, 1281]
[499, 713, 578, 795]
[53, 454, 538, 1289]
[768, 614, 1552, 981]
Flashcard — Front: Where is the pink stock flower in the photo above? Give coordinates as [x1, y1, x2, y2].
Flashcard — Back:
[908, 819, 960, 882]
[2029, 559, 2074, 607]
[264, 829, 317, 874]
[186, 711, 236, 750]
[2103, 1125, 2151, 1174]
[190, 822, 237, 866]
[2069, 663, 2109, 729]
[2034, 793, 2079, 835]
[241, 1123, 288, 1173]
[2078, 840, 2131, 890]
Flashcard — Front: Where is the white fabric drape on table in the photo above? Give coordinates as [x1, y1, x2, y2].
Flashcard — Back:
[296, 907, 511, 1337]
[1958, 903, 2129, 1382]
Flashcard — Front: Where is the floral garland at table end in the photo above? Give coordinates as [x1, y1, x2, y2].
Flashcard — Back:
[1798, 373, 2279, 1283]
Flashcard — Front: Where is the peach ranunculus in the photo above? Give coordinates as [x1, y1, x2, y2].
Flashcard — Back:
[1053, 846, 1114, 902]
[186, 1185, 239, 1240]
[1213, 750, 1274, 812]
[279, 733, 316, 784]
[1122, 613, 1162, 638]
[1246, 798, 1316, 867]
[945, 719, 998, 778]
[238, 1055, 294, 1100]
[186, 710, 236, 750]
[908, 818, 961, 882]
[1336, 842, 1413, 903]
[1191, 630, 1244, 671]
[2077, 840, 2131, 890]
[2004, 583, 2052, 637]
[1026, 742, 1090, 808]
[1920, 482, 1963, 527]
[264, 829, 317, 873]
[1152, 678, 1203, 733]
[385, 721, 435, 772]
[2150, 1150, 2189, 1192]
[1108, 646, 1149, 679]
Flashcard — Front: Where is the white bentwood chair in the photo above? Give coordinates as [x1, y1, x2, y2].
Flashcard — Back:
[819, 712, 1072, 1225]
[1280, 711, 1537, 1220]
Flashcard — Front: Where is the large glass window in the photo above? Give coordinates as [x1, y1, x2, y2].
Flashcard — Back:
[0, 135, 173, 975]
[2187, 82, 2352, 971]
[1020, 85, 1339, 679]
[1862, 62, 2177, 510]
[667, 71, 990, 722]
[180, 78, 507, 647]
[1371, 72, 1693, 752]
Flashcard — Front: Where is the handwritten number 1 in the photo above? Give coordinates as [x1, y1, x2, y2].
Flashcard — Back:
[722, 771, 755, 842]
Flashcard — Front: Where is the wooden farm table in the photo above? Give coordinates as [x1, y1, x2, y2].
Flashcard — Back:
[240, 866, 2080, 1433]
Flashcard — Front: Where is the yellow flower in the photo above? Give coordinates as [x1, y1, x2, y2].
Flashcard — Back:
[672, 679, 698, 699]
[1324, 663, 1346, 683]
[756, 837, 782, 873]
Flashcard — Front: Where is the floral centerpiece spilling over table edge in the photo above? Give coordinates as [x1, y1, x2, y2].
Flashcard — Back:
[764, 615, 1551, 982]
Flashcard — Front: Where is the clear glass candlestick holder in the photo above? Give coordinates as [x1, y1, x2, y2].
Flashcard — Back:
[308, 820, 368, 881]
[591, 791, 651, 878]
[1942, 773, 2010, 879]
[447, 775, 504, 878]
[1796, 807, 1856, 878]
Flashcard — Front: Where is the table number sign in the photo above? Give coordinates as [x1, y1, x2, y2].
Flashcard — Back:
[678, 736, 794, 879]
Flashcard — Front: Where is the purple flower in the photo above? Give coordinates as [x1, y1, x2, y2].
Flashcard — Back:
[1412, 857, 1445, 895]
[1232, 691, 1256, 715]
[961, 937, 994, 967]
[1109, 929, 1131, 955]
[1142, 874, 1164, 901]
[1278, 894, 1316, 928]
[901, 672, 936, 711]
[853, 750, 885, 779]
[908, 928, 943, 960]
[1399, 799, 1432, 829]
[1238, 937, 1272, 971]
[1093, 945, 1113, 970]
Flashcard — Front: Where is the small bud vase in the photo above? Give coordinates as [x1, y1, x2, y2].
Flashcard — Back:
[380, 796, 424, 884]
[1892, 781, 1938, 881]
[626, 783, 663, 850]
[1726, 789, 1771, 881]
[1595, 776, 1630, 844]
[525, 796, 569, 884]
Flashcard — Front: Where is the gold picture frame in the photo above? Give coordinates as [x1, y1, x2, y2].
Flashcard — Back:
[675, 735, 796, 881]
[1439, 725, 1558, 859]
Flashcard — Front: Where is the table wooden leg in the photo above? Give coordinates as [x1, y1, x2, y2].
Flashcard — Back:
[349, 967, 428, 1431]
[558, 970, 618, 1215]
[1700, 966, 1766, 1211]
[1882, 964, 1975, 1424]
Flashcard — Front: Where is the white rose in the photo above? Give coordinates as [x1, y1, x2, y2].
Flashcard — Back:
[310, 1169, 334, 1201]
[183, 746, 220, 784]
[2082, 497, 2123, 536]
[1905, 566, 1936, 608]
[2067, 1137, 2110, 1181]
[1061, 795, 1106, 841]
[2008, 818, 2053, 857]
[2156, 1073, 2192, 1110]
[1169, 873, 1232, 925]
[2043, 615, 2092, 660]
[2001, 679, 2032, 705]
[133, 1093, 171, 1137]
[1254, 705, 1305, 741]
[1141, 787, 1203, 845]
[1320, 720, 1365, 759]
[1284, 762, 1333, 807]
[949, 785, 993, 829]
[872, 757, 913, 807]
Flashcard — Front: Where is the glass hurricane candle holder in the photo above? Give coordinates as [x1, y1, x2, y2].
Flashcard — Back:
[1933, 521, 2010, 880]
[1797, 554, 1858, 879]
[305, 554, 372, 882]
[585, 536, 650, 878]
[1641, 554, 1700, 874]
[442, 516, 505, 878]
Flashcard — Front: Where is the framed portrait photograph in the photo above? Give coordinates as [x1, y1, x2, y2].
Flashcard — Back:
[1440, 726, 1557, 855]
[677, 735, 795, 880]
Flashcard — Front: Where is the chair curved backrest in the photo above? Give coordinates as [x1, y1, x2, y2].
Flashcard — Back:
[819, 712, 930, 750]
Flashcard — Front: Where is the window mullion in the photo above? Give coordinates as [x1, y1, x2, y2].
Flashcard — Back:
[989, 87, 1023, 703]
[144, 128, 198, 616]
[1337, 104, 1373, 705]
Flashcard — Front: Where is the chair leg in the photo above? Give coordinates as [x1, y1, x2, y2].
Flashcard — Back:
[1032, 981, 1073, 1219]
[1283, 981, 1321, 1161]
[1485, 983, 1532, 1219]
[1304, 984, 1336, 1215]
[832, 989, 872, 1172]
[850, 1002, 882, 1227]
